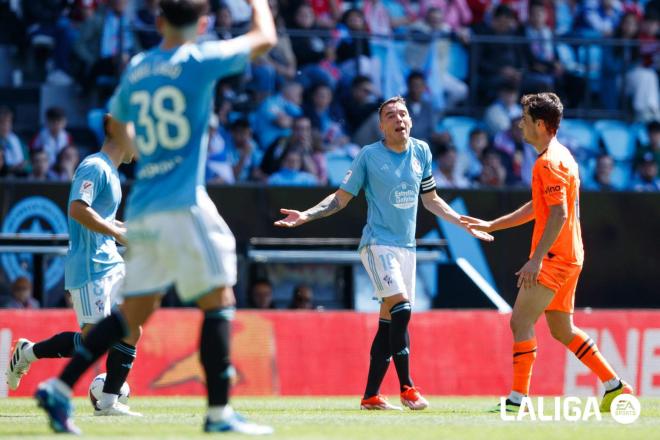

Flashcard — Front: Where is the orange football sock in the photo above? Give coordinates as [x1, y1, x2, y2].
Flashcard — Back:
[512, 338, 537, 395]
[566, 328, 617, 382]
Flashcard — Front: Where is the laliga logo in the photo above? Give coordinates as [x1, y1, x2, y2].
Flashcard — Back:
[1, 196, 67, 290]
[500, 395, 640, 423]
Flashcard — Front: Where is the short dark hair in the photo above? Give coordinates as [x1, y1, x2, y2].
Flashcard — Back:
[647, 120, 660, 133]
[378, 96, 407, 119]
[45, 107, 66, 122]
[230, 118, 251, 131]
[160, 0, 209, 28]
[469, 127, 487, 139]
[351, 75, 372, 90]
[407, 70, 426, 84]
[520, 92, 563, 134]
[493, 4, 515, 19]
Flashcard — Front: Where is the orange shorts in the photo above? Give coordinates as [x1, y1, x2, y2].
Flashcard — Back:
[538, 257, 582, 313]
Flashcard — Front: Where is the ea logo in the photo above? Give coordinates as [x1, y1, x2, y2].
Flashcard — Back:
[1, 196, 67, 290]
[610, 394, 641, 424]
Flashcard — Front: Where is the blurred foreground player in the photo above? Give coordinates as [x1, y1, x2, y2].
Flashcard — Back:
[275, 96, 493, 411]
[7, 114, 141, 416]
[461, 93, 633, 413]
[35, 0, 277, 434]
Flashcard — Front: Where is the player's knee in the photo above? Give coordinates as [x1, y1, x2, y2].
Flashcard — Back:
[549, 325, 574, 345]
[509, 314, 532, 336]
[124, 325, 143, 345]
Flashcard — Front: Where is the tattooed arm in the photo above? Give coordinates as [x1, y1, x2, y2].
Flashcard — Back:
[274, 189, 354, 228]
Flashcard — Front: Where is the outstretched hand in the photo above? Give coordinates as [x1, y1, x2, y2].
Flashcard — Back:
[274, 208, 308, 228]
[466, 227, 494, 242]
[460, 215, 493, 233]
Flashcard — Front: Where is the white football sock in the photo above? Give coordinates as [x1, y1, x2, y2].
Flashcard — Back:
[207, 405, 233, 422]
[603, 377, 621, 391]
[97, 392, 119, 409]
[23, 343, 37, 362]
[507, 391, 524, 404]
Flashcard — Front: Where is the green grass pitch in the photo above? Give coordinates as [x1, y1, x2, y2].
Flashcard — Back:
[2, 396, 659, 439]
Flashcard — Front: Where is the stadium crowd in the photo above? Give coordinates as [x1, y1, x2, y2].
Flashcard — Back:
[0, 0, 659, 191]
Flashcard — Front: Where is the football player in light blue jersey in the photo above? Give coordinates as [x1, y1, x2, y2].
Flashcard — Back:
[35, 0, 276, 435]
[7, 115, 141, 417]
[276, 96, 493, 411]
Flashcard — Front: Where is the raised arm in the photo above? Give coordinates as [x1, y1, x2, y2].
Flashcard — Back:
[460, 201, 534, 233]
[421, 191, 493, 241]
[241, 0, 277, 60]
[70, 201, 127, 245]
[274, 189, 354, 228]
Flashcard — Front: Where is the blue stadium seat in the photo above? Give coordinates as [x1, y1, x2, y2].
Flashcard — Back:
[325, 151, 354, 186]
[447, 42, 468, 81]
[557, 119, 598, 153]
[438, 116, 479, 152]
[631, 122, 649, 146]
[594, 120, 636, 161]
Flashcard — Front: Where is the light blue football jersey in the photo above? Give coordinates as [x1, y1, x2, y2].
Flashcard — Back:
[340, 138, 434, 250]
[65, 152, 124, 289]
[109, 40, 250, 220]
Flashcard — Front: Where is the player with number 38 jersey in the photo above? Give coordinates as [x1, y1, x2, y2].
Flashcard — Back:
[109, 41, 248, 220]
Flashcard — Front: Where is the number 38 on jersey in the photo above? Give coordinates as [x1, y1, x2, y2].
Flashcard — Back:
[130, 86, 191, 155]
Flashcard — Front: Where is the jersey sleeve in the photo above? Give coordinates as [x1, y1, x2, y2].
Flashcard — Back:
[339, 149, 367, 196]
[420, 140, 436, 194]
[198, 38, 251, 84]
[70, 162, 106, 206]
[538, 158, 569, 206]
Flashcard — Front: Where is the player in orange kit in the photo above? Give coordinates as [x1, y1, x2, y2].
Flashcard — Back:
[461, 93, 632, 413]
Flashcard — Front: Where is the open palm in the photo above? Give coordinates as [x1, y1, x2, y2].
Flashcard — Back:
[274, 209, 308, 228]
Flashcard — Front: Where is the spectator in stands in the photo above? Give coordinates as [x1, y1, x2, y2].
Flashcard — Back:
[27, 149, 58, 181]
[304, 83, 345, 146]
[483, 82, 523, 135]
[0, 106, 27, 175]
[433, 142, 470, 188]
[342, 75, 381, 145]
[22, 0, 75, 85]
[134, 0, 162, 50]
[261, 116, 319, 178]
[632, 152, 660, 191]
[268, 149, 319, 186]
[289, 3, 335, 89]
[473, 5, 526, 104]
[477, 147, 508, 187]
[631, 11, 660, 121]
[574, 0, 623, 37]
[30, 107, 73, 167]
[405, 71, 440, 143]
[638, 120, 660, 167]
[255, 80, 304, 149]
[249, 0, 298, 97]
[1, 276, 39, 309]
[247, 278, 275, 309]
[405, 8, 469, 109]
[417, 0, 473, 33]
[206, 114, 235, 184]
[74, 0, 136, 94]
[585, 153, 617, 190]
[363, 0, 411, 36]
[227, 118, 264, 182]
[52, 145, 80, 181]
[457, 127, 490, 182]
[289, 284, 314, 309]
[522, 1, 565, 94]
[600, 12, 639, 111]
[493, 115, 536, 185]
[334, 8, 373, 81]
[309, 0, 343, 28]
